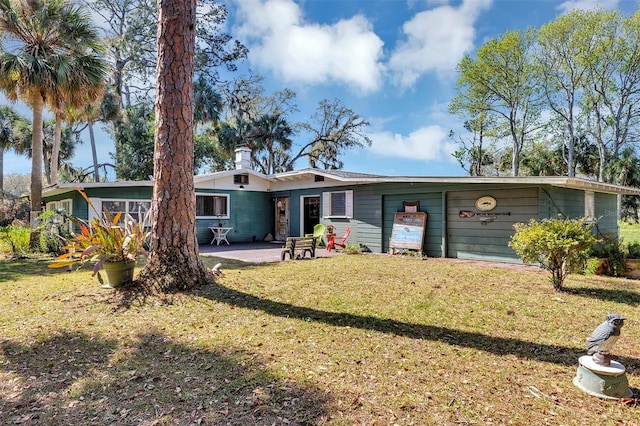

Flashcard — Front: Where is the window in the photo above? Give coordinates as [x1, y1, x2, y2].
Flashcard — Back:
[45, 199, 73, 233]
[234, 174, 249, 185]
[196, 194, 229, 218]
[101, 200, 152, 225]
[127, 201, 152, 224]
[322, 190, 353, 218]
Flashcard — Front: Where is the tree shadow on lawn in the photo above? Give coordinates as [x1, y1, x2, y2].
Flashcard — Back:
[1, 331, 328, 425]
[0, 256, 61, 282]
[565, 280, 640, 306]
[202, 283, 640, 373]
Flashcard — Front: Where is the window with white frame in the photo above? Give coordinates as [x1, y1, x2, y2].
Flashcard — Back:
[196, 194, 229, 218]
[322, 190, 353, 218]
[45, 199, 74, 233]
[101, 200, 152, 225]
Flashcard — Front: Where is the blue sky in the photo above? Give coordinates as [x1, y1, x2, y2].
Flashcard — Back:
[3, 0, 639, 178]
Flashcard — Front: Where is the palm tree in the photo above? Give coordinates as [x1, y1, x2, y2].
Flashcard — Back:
[67, 98, 105, 182]
[0, 0, 106, 247]
[212, 117, 254, 170]
[0, 105, 24, 193]
[7, 117, 77, 183]
[193, 74, 222, 130]
[41, 119, 76, 183]
[250, 113, 293, 174]
[49, 87, 105, 185]
[48, 54, 106, 186]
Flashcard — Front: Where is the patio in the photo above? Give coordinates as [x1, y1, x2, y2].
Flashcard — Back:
[199, 241, 342, 263]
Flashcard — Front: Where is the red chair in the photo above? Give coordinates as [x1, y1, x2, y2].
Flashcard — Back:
[327, 226, 351, 251]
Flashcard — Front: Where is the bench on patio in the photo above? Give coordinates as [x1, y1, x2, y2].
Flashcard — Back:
[281, 236, 317, 260]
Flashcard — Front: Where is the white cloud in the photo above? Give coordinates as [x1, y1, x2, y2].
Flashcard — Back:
[368, 125, 457, 162]
[234, 0, 384, 94]
[557, 0, 619, 13]
[389, 0, 493, 88]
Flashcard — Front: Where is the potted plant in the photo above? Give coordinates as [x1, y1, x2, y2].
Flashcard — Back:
[49, 189, 151, 288]
[589, 237, 627, 277]
[622, 241, 640, 278]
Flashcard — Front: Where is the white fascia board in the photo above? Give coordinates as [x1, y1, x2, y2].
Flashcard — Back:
[194, 170, 271, 191]
[270, 178, 353, 192]
[194, 168, 268, 182]
[42, 180, 153, 197]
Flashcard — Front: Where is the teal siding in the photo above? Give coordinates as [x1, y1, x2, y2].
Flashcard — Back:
[539, 187, 584, 218]
[285, 186, 367, 247]
[197, 190, 272, 244]
[43, 180, 622, 257]
[43, 186, 272, 245]
[82, 187, 152, 199]
[447, 188, 539, 262]
[73, 192, 89, 221]
[291, 182, 621, 261]
[271, 189, 324, 238]
[289, 195, 301, 236]
[382, 192, 443, 256]
[539, 187, 619, 240]
[307, 183, 444, 254]
[595, 192, 618, 238]
[354, 189, 383, 253]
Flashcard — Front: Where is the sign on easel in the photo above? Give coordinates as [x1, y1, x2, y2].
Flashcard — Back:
[390, 212, 427, 252]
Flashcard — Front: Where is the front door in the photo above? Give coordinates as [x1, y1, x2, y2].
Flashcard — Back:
[302, 196, 320, 235]
[275, 197, 289, 241]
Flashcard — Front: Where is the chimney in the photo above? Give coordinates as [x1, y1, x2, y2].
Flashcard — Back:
[235, 144, 251, 170]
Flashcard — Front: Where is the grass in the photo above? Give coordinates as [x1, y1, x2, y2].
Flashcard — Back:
[620, 221, 640, 245]
[2, 253, 640, 425]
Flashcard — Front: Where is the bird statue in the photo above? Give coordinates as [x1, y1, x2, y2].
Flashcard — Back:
[586, 313, 625, 366]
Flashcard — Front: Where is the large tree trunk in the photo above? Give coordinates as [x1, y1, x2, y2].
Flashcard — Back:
[29, 92, 45, 249]
[136, 0, 213, 292]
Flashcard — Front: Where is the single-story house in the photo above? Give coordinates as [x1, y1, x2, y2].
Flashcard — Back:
[42, 146, 640, 263]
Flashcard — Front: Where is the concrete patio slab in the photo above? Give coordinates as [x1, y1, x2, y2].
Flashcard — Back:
[199, 241, 342, 263]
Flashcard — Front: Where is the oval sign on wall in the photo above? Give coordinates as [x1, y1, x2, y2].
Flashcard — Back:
[475, 196, 497, 211]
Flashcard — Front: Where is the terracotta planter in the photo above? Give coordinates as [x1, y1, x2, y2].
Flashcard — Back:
[102, 260, 136, 288]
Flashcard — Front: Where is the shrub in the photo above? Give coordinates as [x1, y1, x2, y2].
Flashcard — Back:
[38, 210, 71, 255]
[626, 241, 640, 259]
[589, 237, 627, 277]
[509, 217, 598, 291]
[0, 225, 30, 256]
[582, 257, 600, 275]
[341, 242, 363, 255]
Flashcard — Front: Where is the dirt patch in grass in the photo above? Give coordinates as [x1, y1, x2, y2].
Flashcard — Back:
[1, 254, 640, 424]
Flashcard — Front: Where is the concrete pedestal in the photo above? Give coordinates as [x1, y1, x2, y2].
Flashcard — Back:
[573, 356, 633, 400]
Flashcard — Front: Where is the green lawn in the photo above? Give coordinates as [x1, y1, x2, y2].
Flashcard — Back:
[1, 254, 639, 424]
[620, 221, 640, 244]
